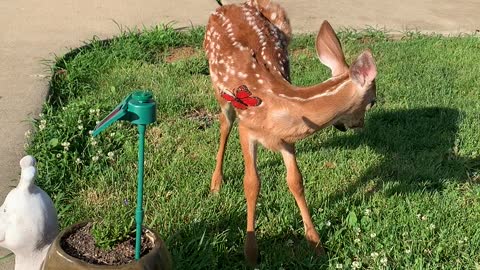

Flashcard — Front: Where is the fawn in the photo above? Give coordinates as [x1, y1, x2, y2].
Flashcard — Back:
[204, 0, 377, 265]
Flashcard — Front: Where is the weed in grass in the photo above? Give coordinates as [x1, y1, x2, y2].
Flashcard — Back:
[28, 25, 480, 269]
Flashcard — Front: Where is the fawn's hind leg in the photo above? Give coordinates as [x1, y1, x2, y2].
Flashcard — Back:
[238, 125, 261, 266]
[210, 104, 236, 193]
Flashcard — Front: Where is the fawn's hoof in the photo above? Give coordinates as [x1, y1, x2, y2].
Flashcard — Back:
[209, 182, 222, 194]
[244, 232, 260, 267]
[209, 187, 221, 194]
[306, 229, 326, 256]
[309, 240, 326, 256]
[244, 249, 261, 268]
[210, 175, 223, 194]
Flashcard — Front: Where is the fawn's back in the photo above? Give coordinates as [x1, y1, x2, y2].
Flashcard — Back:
[204, 0, 292, 93]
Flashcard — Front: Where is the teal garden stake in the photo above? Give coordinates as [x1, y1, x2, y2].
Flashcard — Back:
[92, 91, 156, 260]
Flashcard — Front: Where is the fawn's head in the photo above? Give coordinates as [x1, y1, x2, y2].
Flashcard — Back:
[315, 21, 377, 131]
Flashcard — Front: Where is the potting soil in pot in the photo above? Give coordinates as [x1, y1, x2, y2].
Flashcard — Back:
[60, 222, 154, 265]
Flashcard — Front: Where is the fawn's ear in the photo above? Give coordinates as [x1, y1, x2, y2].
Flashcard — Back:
[350, 50, 377, 87]
[316, 21, 348, 76]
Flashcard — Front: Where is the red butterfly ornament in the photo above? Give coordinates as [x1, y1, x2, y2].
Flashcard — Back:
[220, 85, 262, 110]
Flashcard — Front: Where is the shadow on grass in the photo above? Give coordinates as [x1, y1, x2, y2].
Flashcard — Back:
[167, 208, 328, 270]
[318, 107, 479, 203]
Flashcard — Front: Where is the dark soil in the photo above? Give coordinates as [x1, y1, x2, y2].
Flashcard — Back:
[61, 222, 154, 265]
[185, 108, 215, 130]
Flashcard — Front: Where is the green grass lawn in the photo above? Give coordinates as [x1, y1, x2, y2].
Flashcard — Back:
[28, 26, 480, 269]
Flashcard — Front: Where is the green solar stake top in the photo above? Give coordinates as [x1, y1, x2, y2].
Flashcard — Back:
[92, 90, 156, 260]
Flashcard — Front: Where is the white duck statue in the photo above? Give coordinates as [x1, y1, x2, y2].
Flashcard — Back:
[0, 155, 59, 270]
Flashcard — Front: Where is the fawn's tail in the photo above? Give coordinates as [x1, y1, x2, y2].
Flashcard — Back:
[247, 0, 292, 42]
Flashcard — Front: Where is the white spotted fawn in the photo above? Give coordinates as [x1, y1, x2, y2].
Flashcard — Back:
[204, 0, 377, 266]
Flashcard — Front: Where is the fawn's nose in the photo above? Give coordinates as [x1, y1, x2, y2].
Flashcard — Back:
[333, 123, 347, 132]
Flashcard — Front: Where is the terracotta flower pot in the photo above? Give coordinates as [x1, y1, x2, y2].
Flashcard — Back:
[43, 222, 172, 270]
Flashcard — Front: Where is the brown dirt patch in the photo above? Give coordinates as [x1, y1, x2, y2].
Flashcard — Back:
[185, 108, 215, 130]
[290, 48, 315, 58]
[61, 222, 153, 265]
[323, 161, 337, 169]
[165, 46, 199, 63]
[147, 126, 164, 147]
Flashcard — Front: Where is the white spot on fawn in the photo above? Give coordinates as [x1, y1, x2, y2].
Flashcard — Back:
[238, 72, 248, 79]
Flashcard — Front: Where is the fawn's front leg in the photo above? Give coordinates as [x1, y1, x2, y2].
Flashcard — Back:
[280, 144, 325, 255]
[239, 125, 261, 266]
[211, 105, 236, 193]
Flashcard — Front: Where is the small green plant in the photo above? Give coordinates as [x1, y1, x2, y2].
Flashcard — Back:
[91, 208, 135, 250]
